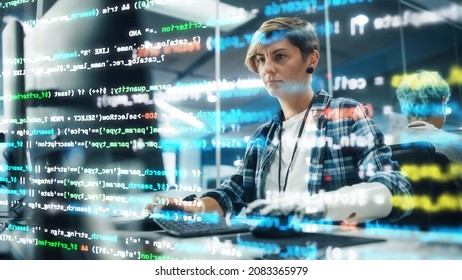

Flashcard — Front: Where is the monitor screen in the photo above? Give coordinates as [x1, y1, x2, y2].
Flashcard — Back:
[1, 0, 461, 260]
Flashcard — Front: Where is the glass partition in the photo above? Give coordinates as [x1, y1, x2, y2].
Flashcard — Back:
[0, 0, 461, 259]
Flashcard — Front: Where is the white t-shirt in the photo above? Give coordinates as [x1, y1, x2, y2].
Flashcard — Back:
[263, 109, 317, 199]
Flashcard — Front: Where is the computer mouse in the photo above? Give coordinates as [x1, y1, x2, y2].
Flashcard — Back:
[250, 215, 306, 238]
[250, 224, 306, 238]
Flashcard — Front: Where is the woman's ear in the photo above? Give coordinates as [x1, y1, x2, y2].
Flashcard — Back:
[308, 49, 320, 69]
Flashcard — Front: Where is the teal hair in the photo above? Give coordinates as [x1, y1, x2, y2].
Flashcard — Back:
[396, 70, 451, 118]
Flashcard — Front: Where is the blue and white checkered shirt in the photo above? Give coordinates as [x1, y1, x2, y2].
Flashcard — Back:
[203, 90, 413, 222]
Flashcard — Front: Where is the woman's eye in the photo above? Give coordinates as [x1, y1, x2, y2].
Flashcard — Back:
[275, 53, 286, 60]
[256, 57, 265, 64]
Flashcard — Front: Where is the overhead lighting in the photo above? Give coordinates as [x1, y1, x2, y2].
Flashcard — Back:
[154, 98, 205, 128]
[166, 78, 262, 96]
[145, 0, 256, 32]
[350, 14, 369, 36]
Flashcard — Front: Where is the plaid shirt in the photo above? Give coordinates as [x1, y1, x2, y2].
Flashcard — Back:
[203, 90, 413, 222]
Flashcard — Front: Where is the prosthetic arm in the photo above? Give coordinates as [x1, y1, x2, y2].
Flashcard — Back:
[246, 182, 393, 223]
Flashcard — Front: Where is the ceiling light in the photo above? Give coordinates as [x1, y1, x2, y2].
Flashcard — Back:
[154, 98, 205, 128]
[145, 0, 256, 32]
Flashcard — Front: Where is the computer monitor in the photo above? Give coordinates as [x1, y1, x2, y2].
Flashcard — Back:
[2, 0, 170, 259]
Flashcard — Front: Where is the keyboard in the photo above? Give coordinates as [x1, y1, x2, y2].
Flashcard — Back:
[151, 211, 251, 238]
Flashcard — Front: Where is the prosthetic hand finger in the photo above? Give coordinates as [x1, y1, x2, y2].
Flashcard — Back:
[260, 198, 299, 216]
[246, 199, 271, 215]
[258, 203, 284, 216]
[297, 197, 327, 219]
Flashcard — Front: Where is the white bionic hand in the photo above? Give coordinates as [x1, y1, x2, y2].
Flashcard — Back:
[246, 195, 326, 219]
[320, 182, 393, 223]
[246, 182, 393, 223]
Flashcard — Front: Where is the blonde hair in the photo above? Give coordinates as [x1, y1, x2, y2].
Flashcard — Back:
[244, 17, 319, 73]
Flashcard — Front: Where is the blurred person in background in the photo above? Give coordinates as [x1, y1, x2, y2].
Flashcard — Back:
[391, 70, 462, 164]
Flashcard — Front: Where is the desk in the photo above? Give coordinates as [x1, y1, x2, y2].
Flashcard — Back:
[3, 216, 462, 260]
[72, 217, 460, 260]
[3, 188, 462, 260]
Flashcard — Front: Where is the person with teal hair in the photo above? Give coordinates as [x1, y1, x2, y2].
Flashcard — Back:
[394, 70, 462, 164]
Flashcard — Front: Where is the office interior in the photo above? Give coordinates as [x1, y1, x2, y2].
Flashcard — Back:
[0, 0, 461, 260]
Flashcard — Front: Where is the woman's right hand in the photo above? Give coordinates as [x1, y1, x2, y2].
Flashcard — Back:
[145, 195, 224, 216]
[145, 194, 201, 214]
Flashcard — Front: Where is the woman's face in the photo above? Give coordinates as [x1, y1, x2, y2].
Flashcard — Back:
[255, 38, 310, 98]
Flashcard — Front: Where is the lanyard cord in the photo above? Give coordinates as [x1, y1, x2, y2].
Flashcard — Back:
[278, 98, 314, 193]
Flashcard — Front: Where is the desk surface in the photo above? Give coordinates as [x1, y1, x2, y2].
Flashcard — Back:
[3, 216, 462, 260]
[129, 224, 462, 260]
[2, 188, 462, 260]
